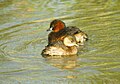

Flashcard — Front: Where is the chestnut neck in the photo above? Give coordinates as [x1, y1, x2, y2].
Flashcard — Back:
[54, 23, 65, 32]
[51, 20, 66, 32]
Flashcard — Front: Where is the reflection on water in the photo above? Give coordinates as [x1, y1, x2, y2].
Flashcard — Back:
[44, 55, 78, 70]
[0, 0, 120, 84]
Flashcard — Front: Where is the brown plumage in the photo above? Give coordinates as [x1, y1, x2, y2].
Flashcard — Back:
[41, 19, 88, 56]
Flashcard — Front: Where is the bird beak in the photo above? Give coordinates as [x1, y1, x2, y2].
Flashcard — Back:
[75, 44, 79, 47]
[47, 27, 53, 31]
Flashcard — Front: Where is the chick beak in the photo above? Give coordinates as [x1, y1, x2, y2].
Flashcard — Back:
[74, 44, 79, 47]
[47, 27, 53, 31]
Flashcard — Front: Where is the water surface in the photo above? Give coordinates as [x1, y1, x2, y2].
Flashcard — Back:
[0, 0, 120, 84]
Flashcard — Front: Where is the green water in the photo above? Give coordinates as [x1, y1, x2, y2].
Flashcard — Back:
[0, 0, 120, 84]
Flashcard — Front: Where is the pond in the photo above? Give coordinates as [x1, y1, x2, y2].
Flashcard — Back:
[0, 0, 120, 84]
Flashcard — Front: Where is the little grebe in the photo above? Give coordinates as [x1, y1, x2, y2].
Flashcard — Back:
[41, 19, 88, 56]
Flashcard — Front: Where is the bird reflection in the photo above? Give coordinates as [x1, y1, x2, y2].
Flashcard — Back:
[43, 55, 78, 70]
